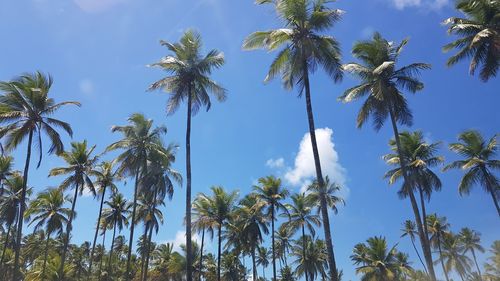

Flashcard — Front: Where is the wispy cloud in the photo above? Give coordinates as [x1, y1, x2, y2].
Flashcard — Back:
[266, 158, 285, 169]
[390, 0, 449, 10]
[164, 231, 203, 252]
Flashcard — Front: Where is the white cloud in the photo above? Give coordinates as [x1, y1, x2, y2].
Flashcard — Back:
[79, 79, 94, 95]
[266, 158, 285, 169]
[74, 0, 127, 13]
[283, 128, 348, 196]
[391, 0, 449, 10]
[165, 231, 202, 252]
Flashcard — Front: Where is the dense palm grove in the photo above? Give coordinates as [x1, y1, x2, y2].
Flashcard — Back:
[0, 0, 498, 280]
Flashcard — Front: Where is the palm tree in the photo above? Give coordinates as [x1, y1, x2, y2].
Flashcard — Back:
[0, 71, 80, 280]
[459, 228, 485, 279]
[193, 193, 216, 281]
[401, 220, 428, 274]
[307, 176, 345, 215]
[102, 193, 130, 278]
[243, 1, 344, 278]
[256, 246, 270, 280]
[49, 140, 99, 278]
[253, 176, 289, 281]
[275, 225, 293, 268]
[88, 161, 119, 276]
[438, 233, 472, 281]
[484, 240, 500, 280]
[0, 155, 13, 196]
[340, 32, 435, 281]
[148, 29, 227, 281]
[444, 130, 499, 216]
[25, 188, 70, 279]
[443, 0, 499, 81]
[106, 113, 167, 280]
[384, 131, 444, 245]
[427, 214, 451, 281]
[292, 236, 328, 281]
[282, 193, 321, 281]
[350, 236, 412, 281]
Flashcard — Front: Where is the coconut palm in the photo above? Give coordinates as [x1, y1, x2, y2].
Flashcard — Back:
[292, 236, 328, 281]
[88, 161, 119, 276]
[438, 233, 472, 281]
[459, 228, 485, 279]
[106, 113, 168, 280]
[307, 176, 345, 215]
[256, 246, 270, 280]
[243, 0, 344, 277]
[401, 220, 428, 274]
[340, 31, 435, 281]
[25, 188, 70, 279]
[282, 193, 321, 281]
[427, 214, 451, 281]
[484, 240, 500, 280]
[102, 193, 130, 278]
[193, 193, 216, 281]
[275, 224, 293, 268]
[0, 155, 13, 196]
[0, 71, 80, 280]
[443, 0, 499, 81]
[253, 176, 289, 281]
[444, 130, 499, 216]
[148, 29, 227, 281]
[350, 236, 412, 281]
[48, 140, 99, 278]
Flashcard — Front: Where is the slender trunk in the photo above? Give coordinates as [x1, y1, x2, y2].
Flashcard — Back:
[302, 63, 338, 281]
[41, 233, 50, 279]
[186, 84, 193, 281]
[13, 130, 33, 281]
[0, 223, 11, 273]
[107, 220, 117, 278]
[98, 229, 107, 281]
[411, 237, 428, 274]
[59, 180, 81, 280]
[198, 228, 205, 281]
[140, 224, 149, 281]
[271, 204, 276, 281]
[437, 235, 450, 281]
[471, 249, 483, 280]
[262, 264, 265, 280]
[126, 169, 141, 281]
[217, 224, 222, 281]
[302, 225, 309, 281]
[89, 185, 107, 276]
[388, 108, 437, 281]
[252, 246, 257, 281]
[143, 221, 155, 281]
[489, 190, 500, 217]
[418, 187, 430, 243]
[481, 165, 500, 216]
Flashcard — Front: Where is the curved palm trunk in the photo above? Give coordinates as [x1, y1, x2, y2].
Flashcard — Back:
[186, 85, 193, 281]
[480, 166, 500, 216]
[0, 223, 12, 273]
[437, 238, 450, 281]
[198, 227, 205, 281]
[59, 180, 81, 280]
[41, 233, 51, 279]
[252, 245, 257, 281]
[388, 108, 437, 281]
[107, 220, 118, 277]
[89, 185, 107, 276]
[143, 222, 155, 281]
[302, 225, 309, 281]
[217, 224, 222, 281]
[13, 130, 33, 281]
[418, 187, 430, 242]
[471, 249, 483, 280]
[410, 236, 428, 274]
[126, 169, 141, 281]
[271, 204, 277, 281]
[302, 63, 338, 281]
[98, 228, 107, 281]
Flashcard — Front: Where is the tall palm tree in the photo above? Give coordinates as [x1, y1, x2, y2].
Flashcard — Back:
[459, 227, 485, 279]
[275, 225, 293, 268]
[0, 71, 79, 280]
[88, 161, 119, 276]
[443, 0, 499, 81]
[292, 236, 328, 281]
[253, 176, 289, 281]
[25, 188, 70, 280]
[193, 193, 216, 281]
[444, 130, 499, 216]
[282, 193, 321, 281]
[484, 240, 500, 280]
[106, 113, 167, 280]
[256, 246, 270, 280]
[307, 176, 345, 215]
[350, 236, 412, 281]
[427, 214, 451, 281]
[243, 1, 344, 278]
[340, 32, 435, 281]
[49, 140, 99, 279]
[384, 131, 444, 245]
[0, 155, 13, 196]
[401, 220, 428, 274]
[148, 29, 227, 281]
[438, 233, 472, 281]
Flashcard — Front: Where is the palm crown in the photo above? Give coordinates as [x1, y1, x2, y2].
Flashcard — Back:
[25, 188, 71, 236]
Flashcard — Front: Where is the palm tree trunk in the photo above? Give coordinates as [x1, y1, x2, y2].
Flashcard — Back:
[41, 233, 50, 279]
[480, 165, 500, 216]
[13, 130, 33, 281]
[0, 223, 11, 273]
[143, 221, 155, 281]
[302, 62, 338, 281]
[437, 236, 450, 281]
[418, 187, 430, 242]
[198, 227, 205, 281]
[388, 108, 437, 281]
[252, 245, 257, 281]
[89, 185, 107, 276]
[126, 168, 141, 281]
[471, 249, 483, 280]
[98, 228, 107, 281]
[59, 180, 81, 280]
[107, 220, 117, 278]
[271, 204, 277, 281]
[489, 190, 500, 217]
[301, 225, 309, 281]
[140, 224, 149, 281]
[217, 224, 222, 281]
[411, 237, 428, 275]
[186, 84, 193, 281]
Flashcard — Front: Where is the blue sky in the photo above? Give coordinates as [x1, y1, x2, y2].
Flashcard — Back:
[0, 0, 499, 280]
